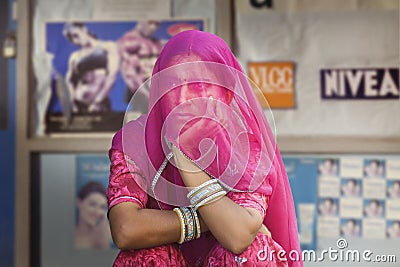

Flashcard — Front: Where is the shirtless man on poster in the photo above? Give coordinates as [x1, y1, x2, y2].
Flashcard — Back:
[118, 21, 163, 111]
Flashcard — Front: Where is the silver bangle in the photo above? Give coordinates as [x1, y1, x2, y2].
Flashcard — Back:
[187, 179, 219, 199]
[194, 190, 227, 210]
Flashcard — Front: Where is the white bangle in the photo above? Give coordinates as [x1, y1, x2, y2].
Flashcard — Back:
[187, 179, 219, 199]
[194, 190, 227, 210]
[189, 183, 223, 206]
[173, 208, 185, 244]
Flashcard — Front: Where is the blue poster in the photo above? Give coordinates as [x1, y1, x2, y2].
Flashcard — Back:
[45, 19, 204, 133]
[75, 154, 113, 250]
[284, 154, 400, 258]
[283, 156, 319, 251]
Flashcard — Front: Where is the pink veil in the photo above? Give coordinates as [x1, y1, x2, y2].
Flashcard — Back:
[118, 30, 302, 266]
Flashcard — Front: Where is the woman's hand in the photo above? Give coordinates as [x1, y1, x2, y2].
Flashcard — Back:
[258, 224, 271, 237]
[171, 145, 200, 174]
[171, 145, 210, 188]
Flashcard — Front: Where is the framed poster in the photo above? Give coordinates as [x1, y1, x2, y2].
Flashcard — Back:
[45, 19, 205, 133]
[75, 155, 112, 250]
[39, 153, 118, 267]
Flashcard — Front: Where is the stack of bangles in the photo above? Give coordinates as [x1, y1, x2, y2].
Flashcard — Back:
[173, 179, 227, 244]
[173, 207, 201, 244]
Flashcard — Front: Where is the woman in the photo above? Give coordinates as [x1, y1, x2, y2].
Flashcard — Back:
[318, 159, 338, 176]
[107, 30, 302, 266]
[387, 221, 400, 238]
[340, 219, 360, 238]
[341, 179, 361, 197]
[63, 22, 120, 113]
[364, 159, 384, 178]
[364, 199, 383, 218]
[75, 181, 111, 249]
[318, 198, 337, 216]
[388, 181, 400, 198]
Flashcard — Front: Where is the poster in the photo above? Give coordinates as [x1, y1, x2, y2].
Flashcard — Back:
[40, 153, 118, 266]
[386, 159, 400, 179]
[283, 154, 400, 253]
[283, 157, 318, 250]
[45, 19, 204, 133]
[340, 218, 361, 238]
[386, 220, 400, 238]
[75, 155, 113, 250]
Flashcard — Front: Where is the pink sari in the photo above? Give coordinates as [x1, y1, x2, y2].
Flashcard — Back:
[111, 30, 302, 266]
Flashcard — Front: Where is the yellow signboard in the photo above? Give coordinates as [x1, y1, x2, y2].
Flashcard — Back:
[248, 62, 295, 108]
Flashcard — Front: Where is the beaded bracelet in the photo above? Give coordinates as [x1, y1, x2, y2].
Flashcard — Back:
[180, 207, 195, 242]
[189, 207, 201, 239]
[174, 207, 202, 243]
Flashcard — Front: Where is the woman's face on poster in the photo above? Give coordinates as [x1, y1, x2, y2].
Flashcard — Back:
[324, 199, 332, 209]
[370, 201, 378, 211]
[78, 192, 107, 227]
[393, 222, 400, 232]
[366, 160, 382, 177]
[320, 159, 336, 175]
[347, 220, 356, 230]
[347, 180, 356, 191]
[393, 182, 400, 192]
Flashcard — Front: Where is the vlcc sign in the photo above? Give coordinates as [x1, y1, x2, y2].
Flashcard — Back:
[248, 62, 295, 108]
[321, 68, 399, 100]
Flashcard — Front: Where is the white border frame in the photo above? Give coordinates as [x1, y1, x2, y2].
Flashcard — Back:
[15, 0, 400, 267]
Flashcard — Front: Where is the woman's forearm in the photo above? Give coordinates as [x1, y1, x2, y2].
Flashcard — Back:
[183, 171, 263, 254]
[199, 198, 263, 254]
[172, 146, 263, 253]
[175, 168, 261, 253]
[109, 202, 180, 250]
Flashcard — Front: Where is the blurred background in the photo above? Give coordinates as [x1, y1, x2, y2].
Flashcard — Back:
[0, 0, 399, 266]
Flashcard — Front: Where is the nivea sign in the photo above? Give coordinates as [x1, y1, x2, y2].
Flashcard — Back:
[321, 68, 399, 99]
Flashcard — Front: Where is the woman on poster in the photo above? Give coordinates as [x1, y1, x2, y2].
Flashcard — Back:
[75, 181, 111, 249]
[387, 181, 400, 198]
[387, 221, 400, 238]
[63, 22, 120, 114]
[107, 30, 302, 266]
[340, 219, 360, 238]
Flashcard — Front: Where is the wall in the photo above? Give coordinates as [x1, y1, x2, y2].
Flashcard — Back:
[235, 0, 399, 137]
[0, 0, 16, 266]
